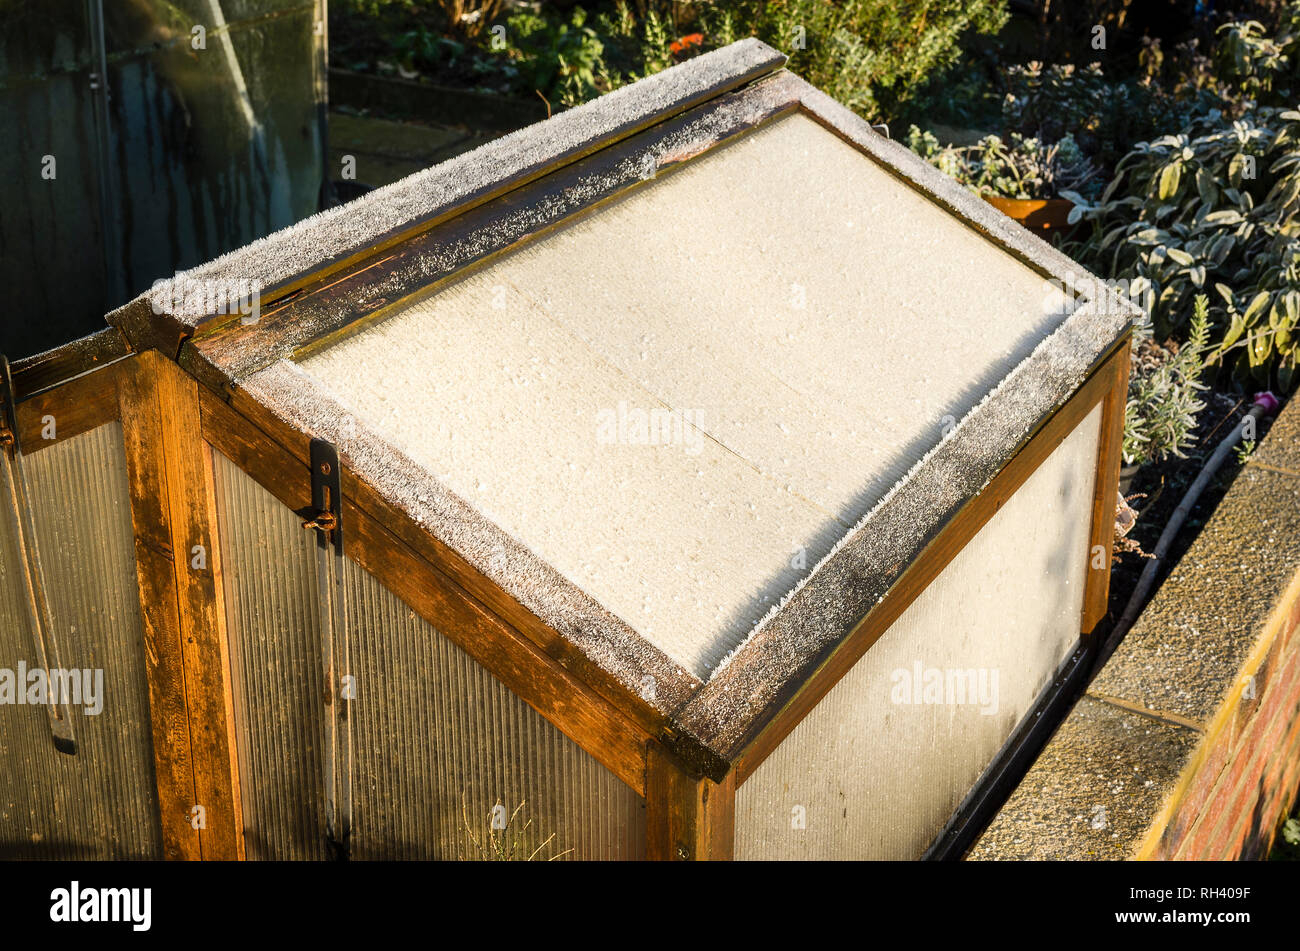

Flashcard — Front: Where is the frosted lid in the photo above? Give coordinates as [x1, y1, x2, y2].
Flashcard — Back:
[300, 113, 1073, 679]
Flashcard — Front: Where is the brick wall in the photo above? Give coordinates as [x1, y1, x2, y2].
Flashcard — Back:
[1152, 572, 1300, 859]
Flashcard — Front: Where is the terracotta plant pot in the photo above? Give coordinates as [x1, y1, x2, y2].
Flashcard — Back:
[983, 196, 1075, 237]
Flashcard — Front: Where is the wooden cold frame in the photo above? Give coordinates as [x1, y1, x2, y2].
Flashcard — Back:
[15, 44, 1134, 859]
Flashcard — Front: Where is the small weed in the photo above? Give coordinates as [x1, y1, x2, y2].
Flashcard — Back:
[460, 796, 574, 861]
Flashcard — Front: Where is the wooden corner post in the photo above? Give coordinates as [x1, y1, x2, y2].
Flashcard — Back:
[646, 742, 735, 860]
[119, 350, 243, 860]
[1082, 335, 1132, 638]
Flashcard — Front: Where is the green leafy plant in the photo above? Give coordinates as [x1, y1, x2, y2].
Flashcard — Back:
[389, 26, 468, 75]
[1272, 812, 1300, 859]
[746, 0, 1010, 121]
[500, 6, 607, 106]
[333, 1, 446, 74]
[338, 0, 1010, 122]
[1001, 61, 1200, 172]
[1066, 107, 1300, 388]
[592, 2, 692, 92]
[1215, 9, 1300, 105]
[1122, 294, 1213, 467]
[587, 0, 1008, 120]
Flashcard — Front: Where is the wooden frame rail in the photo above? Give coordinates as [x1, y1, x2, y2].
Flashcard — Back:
[118, 351, 243, 859]
[646, 743, 735, 861]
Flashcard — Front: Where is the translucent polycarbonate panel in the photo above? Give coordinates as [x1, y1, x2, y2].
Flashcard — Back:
[0, 423, 161, 859]
[212, 452, 645, 860]
[345, 558, 646, 860]
[212, 448, 328, 860]
[301, 112, 1071, 679]
[735, 406, 1102, 860]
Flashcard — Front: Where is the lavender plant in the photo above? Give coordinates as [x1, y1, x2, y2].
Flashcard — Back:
[1122, 294, 1213, 467]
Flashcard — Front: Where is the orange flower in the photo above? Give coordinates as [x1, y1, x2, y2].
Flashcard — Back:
[669, 33, 704, 54]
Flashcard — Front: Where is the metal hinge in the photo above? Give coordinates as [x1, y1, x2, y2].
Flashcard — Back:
[302, 438, 351, 859]
[0, 356, 76, 755]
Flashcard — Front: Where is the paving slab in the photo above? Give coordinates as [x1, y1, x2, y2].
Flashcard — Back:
[1090, 465, 1300, 726]
[968, 696, 1200, 860]
[1250, 401, 1300, 475]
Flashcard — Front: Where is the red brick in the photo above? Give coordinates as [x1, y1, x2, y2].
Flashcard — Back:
[1223, 657, 1300, 785]
[1199, 680, 1300, 859]
[1245, 707, 1300, 856]
[1173, 645, 1300, 858]
[1221, 711, 1300, 859]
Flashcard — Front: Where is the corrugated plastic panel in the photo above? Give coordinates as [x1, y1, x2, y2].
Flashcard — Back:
[0, 422, 161, 859]
[212, 450, 328, 861]
[735, 406, 1103, 860]
[213, 451, 645, 860]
